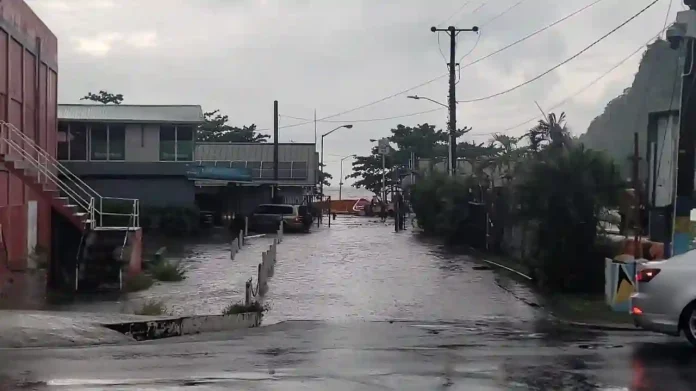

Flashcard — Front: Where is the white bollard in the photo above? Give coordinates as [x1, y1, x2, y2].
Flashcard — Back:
[230, 238, 238, 259]
[244, 217, 249, 237]
[239, 231, 244, 247]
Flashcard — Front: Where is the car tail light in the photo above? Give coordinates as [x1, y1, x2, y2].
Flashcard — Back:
[636, 268, 661, 283]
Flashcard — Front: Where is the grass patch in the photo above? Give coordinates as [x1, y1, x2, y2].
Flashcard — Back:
[547, 294, 633, 325]
[134, 299, 169, 316]
[150, 261, 186, 282]
[124, 273, 155, 292]
[222, 301, 265, 315]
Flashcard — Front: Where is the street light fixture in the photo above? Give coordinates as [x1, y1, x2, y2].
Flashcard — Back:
[320, 124, 353, 199]
[407, 95, 448, 109]
[338, 154, 357, 200]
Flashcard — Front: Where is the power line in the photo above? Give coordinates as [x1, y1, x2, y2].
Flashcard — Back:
[438, 0, 476, 26]
[316, 0, 607, 122]
[458, 0, 608, 71]
[281, 107, 445, 125]
[457, 0, 663, 104]
[468, 26, 668, 137]
[479, 0, 531, 28]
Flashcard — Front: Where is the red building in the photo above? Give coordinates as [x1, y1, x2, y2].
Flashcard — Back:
[0, 0, 58, 287]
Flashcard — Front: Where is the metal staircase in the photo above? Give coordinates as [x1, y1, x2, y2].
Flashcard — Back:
[0, 121, 139, 231]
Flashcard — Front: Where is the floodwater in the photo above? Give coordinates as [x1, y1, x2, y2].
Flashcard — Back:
[52, 215, 540, 324]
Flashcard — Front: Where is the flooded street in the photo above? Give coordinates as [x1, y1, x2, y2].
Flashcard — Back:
[51, 215, 539, 324]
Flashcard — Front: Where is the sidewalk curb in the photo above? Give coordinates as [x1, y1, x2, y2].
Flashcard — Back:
[104, 312, 262, 341]
[552, 317, 641, 332]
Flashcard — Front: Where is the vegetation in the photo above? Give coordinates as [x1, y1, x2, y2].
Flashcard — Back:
[81, 90, 124, 105]
[197, 109, 269, 143]
[222, 301, 265, 315]
[150, 260, 186, 282]
[124, 273, 155, 292]
[361, 112, 622, 295]
[317, 163, 333, 191]
[134, 299, 169, 316]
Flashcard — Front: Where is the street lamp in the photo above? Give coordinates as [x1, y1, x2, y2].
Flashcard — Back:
[407, 95, 453, 176]
[338, 154, 357, 200]
[370, 138, 389, 202]
[320, 124, 353, 199]
[407, 95, 448, 108]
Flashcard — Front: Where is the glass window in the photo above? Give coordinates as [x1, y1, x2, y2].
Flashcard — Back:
[278, 161, 292, 179]
[176, 126, 193, 161]
[247, 161, 261, 178]
[108, 124, 126, 161]
[159, 126, 176, 161]
[69, 123, 87, 161]
[230, 161, 247, 169]
[57, 122, 69, 160]
[90, 123, 108, 161]
[291, 161, 308, 179]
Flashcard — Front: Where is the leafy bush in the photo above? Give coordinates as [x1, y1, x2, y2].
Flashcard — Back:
[516, 145, 622, 293]
[223, 301, 265, 315]
[124, 273, 154, 292]
[150, 260, 186, 282]
[134, 299, 168, 316]
[410, 173, 477, 242]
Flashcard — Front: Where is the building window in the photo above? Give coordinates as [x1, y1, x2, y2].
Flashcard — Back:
[57, 122, 88, 161]
[247, 161, 261, 178]
[278, 162, 292, 179]
[160, 125, 193, 162]
[159, 125, 176, 161]
[176, 126, 193, 161]
[57, 122, 69, 160]
[291, 161, 308, 179]
[90, 123, 125, 161]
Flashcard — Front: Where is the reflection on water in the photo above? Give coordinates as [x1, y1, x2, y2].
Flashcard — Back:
[41, 216, 543, 325]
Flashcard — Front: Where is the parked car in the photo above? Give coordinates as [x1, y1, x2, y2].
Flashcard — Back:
[631, 250, 696, 346]
[248, 204, 311, 233]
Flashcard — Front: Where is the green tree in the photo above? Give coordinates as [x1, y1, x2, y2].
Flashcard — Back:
[317, 163, 333, 189]
[81, 90, 123, 105]
[197, 110, 270, 143]
[349, 124, 470, 195]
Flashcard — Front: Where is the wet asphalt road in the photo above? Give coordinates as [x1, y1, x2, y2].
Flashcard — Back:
[19, 216, 696, 389]
[1, 320, 694, 390]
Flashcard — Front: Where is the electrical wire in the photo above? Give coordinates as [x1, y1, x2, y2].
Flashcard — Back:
[316, 0, 605, 122]
[468, 26, 669, 136]
[438, 0, 475, 26]
[457, 0, 608, 72]
[457, 31, 482, 63]
[479, 0, 531, 28]
[281, 108, 445, 125]
[457, 0, 663, 104]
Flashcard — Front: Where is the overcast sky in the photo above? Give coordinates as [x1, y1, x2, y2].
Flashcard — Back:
[27, 0, 681, 182]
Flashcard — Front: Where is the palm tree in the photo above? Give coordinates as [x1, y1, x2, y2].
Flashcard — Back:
[490, 133, 521, 182]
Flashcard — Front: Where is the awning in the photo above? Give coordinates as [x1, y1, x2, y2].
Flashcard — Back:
[186, 165, 252, 182]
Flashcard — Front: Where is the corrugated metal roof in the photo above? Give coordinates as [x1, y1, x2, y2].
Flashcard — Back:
[57, 104, 204, 124]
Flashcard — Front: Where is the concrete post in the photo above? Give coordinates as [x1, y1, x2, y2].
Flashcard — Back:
[245, 279, 251, 306]
[244, 217, 249, 237]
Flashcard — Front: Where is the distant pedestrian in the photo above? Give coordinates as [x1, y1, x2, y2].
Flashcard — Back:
[379, 202, 387, 222]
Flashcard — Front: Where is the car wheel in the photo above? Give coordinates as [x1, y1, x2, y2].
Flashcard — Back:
[682, 303, 696, 347]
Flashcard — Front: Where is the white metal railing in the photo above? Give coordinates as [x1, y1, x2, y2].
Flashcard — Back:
[0, 121, 139, 230]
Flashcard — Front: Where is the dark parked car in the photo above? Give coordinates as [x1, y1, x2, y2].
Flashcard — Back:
[248, 204, 312, 233]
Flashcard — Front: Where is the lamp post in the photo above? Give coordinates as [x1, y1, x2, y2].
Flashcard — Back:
[370, 138, 389, 202]
[338, 154, 356, 200]
[407, 95, 454, 176]
[320, 124, 353, 199]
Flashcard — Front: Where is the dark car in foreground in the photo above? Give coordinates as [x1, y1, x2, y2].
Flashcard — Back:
[248, 204, 312, 233]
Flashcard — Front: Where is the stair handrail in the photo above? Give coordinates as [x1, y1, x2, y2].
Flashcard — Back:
[1, 134, 93, 212]
[0, 121, 140, 229]
[0, 121, 101, 201]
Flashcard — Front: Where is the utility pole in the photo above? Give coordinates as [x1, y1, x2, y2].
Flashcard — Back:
[431, 25, 478, 176]
[273, 100, 279, 203]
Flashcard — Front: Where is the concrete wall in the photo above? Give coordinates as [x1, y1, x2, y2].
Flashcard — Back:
[84, 177, 195, 207]
[0, 0, 58, 277]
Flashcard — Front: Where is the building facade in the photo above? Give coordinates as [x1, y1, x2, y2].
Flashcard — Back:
[0, 0, 58, 274]
[194, 142, 318, 215]
[57, 104, 204, 208]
